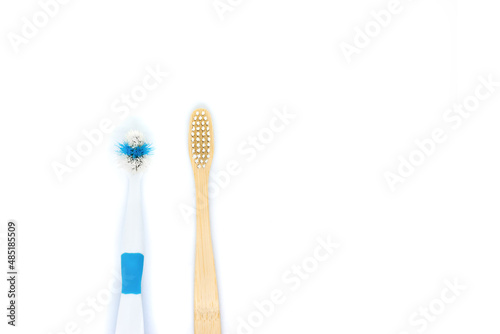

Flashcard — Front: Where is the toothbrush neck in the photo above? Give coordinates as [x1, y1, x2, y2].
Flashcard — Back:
[121, 173, 145, 253]
[128, 173, 143, 191]
[195, 173, 210, 215]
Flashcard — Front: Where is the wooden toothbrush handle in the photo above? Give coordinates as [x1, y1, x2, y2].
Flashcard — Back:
[194, 177, 221, 334]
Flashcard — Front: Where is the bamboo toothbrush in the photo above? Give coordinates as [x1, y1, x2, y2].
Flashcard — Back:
[189, 109, 221, 334]
[115, 130, 152, 334]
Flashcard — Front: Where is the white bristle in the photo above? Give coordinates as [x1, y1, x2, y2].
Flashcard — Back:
[190, 110, 212, 169]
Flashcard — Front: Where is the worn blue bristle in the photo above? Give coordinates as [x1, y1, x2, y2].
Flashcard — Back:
[117, 142, 153, 158]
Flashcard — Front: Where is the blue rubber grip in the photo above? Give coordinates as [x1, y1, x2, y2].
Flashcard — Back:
[121, 253, 144, 294]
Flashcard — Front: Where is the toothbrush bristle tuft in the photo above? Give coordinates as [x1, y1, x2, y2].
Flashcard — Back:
[117, 130, 153, 172]
[190, 109, 212, 169]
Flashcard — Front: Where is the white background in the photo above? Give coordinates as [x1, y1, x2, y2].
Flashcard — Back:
[1, 0, 500, 333]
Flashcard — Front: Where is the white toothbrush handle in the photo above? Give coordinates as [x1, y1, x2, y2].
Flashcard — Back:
[115, 294, 145, 334]
[116, 174, 145, 334]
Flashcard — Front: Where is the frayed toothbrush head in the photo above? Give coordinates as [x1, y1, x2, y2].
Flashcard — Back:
[117, 130, 153, 172]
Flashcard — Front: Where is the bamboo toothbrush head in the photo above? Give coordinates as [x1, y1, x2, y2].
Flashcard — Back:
[189, 108, 213, 174]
